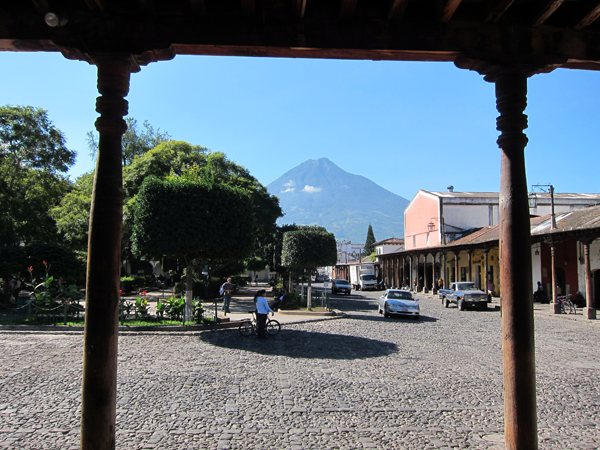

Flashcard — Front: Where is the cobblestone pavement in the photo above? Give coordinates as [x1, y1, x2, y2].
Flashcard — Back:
[1, 291, 599, 449]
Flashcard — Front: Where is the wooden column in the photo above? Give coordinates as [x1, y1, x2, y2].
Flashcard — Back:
[550, 242, 560, 314]
[81, 58, 132, 450]
[493, 69, 538, 450]
[583, 240, 597, 319]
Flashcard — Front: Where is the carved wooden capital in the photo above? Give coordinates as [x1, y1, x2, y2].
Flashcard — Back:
[94, 58, 132, 135]
[494, 70, 529, 153]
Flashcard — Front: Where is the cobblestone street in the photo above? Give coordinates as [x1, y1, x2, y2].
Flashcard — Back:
[1, 291, 599, 449]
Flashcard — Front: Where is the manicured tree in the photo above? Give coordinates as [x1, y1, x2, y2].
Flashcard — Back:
[363, 224, 376, 257]
[281, 225, 337, 310]
[132, 177, 254, 318]
[269, 224, 299, 287]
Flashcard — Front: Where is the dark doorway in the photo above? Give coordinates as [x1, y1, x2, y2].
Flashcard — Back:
[556, 267, 566, 295]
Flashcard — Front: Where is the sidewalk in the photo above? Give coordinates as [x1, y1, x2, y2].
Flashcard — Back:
[419, 291, 599, 326]
[216, 282, 341, 325]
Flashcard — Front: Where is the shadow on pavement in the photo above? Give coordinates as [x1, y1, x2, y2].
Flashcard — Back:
[343, 313, 439, 323]
[197, 329, 398, 360]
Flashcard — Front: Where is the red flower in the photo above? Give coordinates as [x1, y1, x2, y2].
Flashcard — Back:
[28, 266, 33, 272]
[43, 260, 47, 266]
[120, 290, 123, 296]
[142, 291, 147, 295]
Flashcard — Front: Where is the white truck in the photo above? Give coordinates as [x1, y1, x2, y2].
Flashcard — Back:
[349, 264, 378, 291]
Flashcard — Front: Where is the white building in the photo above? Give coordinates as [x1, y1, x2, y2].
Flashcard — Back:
[374, 238, 404, 260]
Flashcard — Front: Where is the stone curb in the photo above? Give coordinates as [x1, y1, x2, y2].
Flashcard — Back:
[0, 311, 346, 335]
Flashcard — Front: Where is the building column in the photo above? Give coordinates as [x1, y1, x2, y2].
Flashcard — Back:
[484, 248, 490, 293]
[467, 249, 472, 282]
[431, 254, 437, 294]
[455, 252, 459, 282]
[550, 242, 560, 314]
[81, 58, 132, 450]
[441, 252, 447, 289]
[493, 69, 538, 450]
[408, 255, 413, 291]
[423, 255, 428, 293]
[583, 240, 597, 319]
[399, 257, 404, 287]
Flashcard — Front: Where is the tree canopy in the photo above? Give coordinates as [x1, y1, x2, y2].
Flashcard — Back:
[87, 117, 170, 166]
[0, 105, 75, 246]
[50, 172, 94, 252]
[132, 177, 254, 262]
[281, 225, 337, 273]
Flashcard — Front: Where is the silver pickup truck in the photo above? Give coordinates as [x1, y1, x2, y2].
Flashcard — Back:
[438, 282, 489, 311]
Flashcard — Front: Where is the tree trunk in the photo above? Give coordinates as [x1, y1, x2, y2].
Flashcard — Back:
[185, 263, 194, 322]
[307, 273, 312, 310]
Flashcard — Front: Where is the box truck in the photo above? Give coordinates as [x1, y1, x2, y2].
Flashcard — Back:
[349, 264, 377, 290]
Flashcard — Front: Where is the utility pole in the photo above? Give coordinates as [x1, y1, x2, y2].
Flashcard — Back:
[531, 184, 556, 229]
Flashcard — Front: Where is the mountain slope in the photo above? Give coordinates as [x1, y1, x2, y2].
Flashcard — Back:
[267, 158, 409, 243]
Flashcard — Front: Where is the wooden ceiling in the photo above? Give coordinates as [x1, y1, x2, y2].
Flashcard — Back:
[3, 0, 600, 73]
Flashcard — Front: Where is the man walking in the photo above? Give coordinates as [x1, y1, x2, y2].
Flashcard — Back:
[221, 278, 234, 314]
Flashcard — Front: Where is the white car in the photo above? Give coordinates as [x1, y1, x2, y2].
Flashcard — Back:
[378, 289, 420, 319]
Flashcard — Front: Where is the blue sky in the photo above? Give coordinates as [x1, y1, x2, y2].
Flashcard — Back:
[1, 51, 598, 200]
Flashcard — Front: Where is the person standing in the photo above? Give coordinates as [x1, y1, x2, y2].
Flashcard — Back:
[221, 278, 234, 313]
[254, 289, 274, 339]
[533, 281, 544, 303]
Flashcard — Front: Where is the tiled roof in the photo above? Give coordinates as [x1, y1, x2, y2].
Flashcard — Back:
[446, 226, 499, 246]
[374, 238, 404, 246]
[382, 205, 600, 257]
[532, 205, 600, 236]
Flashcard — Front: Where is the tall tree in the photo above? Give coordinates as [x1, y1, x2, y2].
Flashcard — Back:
[0, 105, 75, 246]
[87, 117, 171, 166]
[363, 224, 376, 257]
[132, 177, 254, 317]
[50, 172, 94, 252]
[281, 225, 337, 309]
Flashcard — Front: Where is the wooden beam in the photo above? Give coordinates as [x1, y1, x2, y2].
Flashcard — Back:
[574, 3, 600, 30]
[189, 0, 206, 15]
[291, 0, 307, 18]
[485, 0, 515, 23]
[138, 0, 155, 14]
[83, 0, 104, 11]
[438, 0, 462, 23]
[532, 0, 566, 27]
[241, 0, 255, 16]
[30, 0, 51, 12]
[388, 0, 410, 20]
[340, 0, 357, 19]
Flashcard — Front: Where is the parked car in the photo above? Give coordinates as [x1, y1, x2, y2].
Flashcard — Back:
[378, 289, 420, 319]
[315, 275, 327, 283]
[331, 279, 351, 295]
[439, 282, 488, 311]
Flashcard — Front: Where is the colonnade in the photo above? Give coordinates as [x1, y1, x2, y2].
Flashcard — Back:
[80, 61, 555, 449]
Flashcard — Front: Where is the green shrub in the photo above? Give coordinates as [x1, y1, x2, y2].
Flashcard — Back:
[278, 291, 305, 310]
[174, 276, 222, 299]
[120, 276, 146, 293]
[230, 275, 247, 289]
